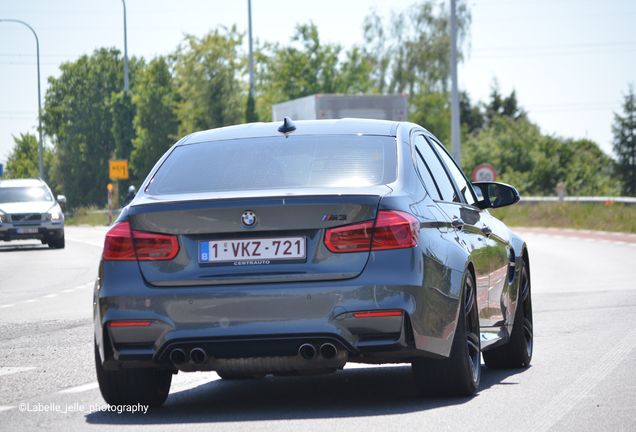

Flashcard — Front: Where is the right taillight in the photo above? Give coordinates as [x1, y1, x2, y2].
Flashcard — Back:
[371, 211, 420, 250]
[102, 221, 179, 261]
[325, 210, 419, 253]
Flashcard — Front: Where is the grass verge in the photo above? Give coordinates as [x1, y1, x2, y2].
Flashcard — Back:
[64, 206, 119, 226]
[490, 201, 636, 233]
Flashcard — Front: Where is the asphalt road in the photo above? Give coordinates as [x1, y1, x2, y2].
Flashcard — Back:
[0, 225, 635, 431]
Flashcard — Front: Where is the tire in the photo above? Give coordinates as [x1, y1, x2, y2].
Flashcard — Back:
[482, 261, 533, 369]
[48, 235, 65, 249]
[94, 342, 172, 407]
[412, 271, 481, 397]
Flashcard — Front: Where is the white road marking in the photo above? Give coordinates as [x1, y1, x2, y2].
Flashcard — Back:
[0, 367, 36, 377]
[57, 382, 99, 394]
[530, 327, 636, 432]
[0, 406, 16, 412]
[3, 282, 94, 307]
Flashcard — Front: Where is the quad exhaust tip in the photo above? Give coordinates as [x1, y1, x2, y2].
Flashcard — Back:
[320, 343, 337, 359]
[190, 347, 208, 364]
[298, 343, 316, 360]
[169, 348, 188, 365]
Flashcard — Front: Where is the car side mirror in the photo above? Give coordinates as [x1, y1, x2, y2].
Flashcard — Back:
[57, 195, 67, 204]
[473, 182, 520, 209]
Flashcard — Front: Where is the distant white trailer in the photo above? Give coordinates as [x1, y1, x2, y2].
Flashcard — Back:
[272, 94, 408, 122]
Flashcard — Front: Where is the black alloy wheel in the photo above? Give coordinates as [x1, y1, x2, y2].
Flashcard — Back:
[412, 271, 481, 397]
[483, 261, 533, 368]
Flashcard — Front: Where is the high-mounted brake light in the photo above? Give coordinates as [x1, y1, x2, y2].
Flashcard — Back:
[325, 211, 419, 253]
[102, 221, 179, 261]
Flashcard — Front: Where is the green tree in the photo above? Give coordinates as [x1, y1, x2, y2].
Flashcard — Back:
[612, 84, 636, 196]
[459, 91, 484, 135]
[410, 91, 450, 143]
[43, 48, 140, 207]
[255, 23, 373, 120]
[4, 133, 55, 186]
[362, 0, 471, 95]
[412, 90, 483, 147]
[130, 56, 180, 182]
[463, 116, 619, 196]
[485, 79, 526, 124]
[111, 90, 136, 161]
[562, 139, 619, 196]
[173, 27, 245, 136]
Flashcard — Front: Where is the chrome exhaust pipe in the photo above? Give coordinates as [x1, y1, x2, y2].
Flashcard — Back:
[190, 347, 207, 364]
[298, 343, 316, 360]
[320, 343, 337, 359]
[169, 348, 188, 365]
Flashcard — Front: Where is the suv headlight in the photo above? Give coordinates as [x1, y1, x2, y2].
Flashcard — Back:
[0, 213, 7, 223]
[46, 212, 62, 221]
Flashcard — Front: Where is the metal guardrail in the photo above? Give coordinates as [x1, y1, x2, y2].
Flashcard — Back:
[520, 196, 636, 204]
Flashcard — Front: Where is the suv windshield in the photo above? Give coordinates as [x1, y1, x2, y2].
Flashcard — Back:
[147, 135, 397, 195]
[0, 186, 53, 203]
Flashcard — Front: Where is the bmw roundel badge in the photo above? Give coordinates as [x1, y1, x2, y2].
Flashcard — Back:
[241, 210, 257, 228]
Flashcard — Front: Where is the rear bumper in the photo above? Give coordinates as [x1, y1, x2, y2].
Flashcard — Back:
[94, 248, 462, 372]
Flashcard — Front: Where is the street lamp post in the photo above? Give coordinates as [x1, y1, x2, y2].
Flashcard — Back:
[248, 0, 255, 99]
[122, 0, 129, 92]
[450, 0, 461, 166]
[0, 19, 44, 179]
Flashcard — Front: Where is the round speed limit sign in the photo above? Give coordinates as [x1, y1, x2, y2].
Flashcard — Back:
[472, 163, 497, 182]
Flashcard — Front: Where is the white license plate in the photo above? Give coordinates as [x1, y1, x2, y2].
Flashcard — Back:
[199, 237, 306, 263]
[17, 228, 39, 234]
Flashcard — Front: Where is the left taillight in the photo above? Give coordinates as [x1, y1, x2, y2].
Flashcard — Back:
[102, 221, 179, 261]
[325, 210, 420, 253]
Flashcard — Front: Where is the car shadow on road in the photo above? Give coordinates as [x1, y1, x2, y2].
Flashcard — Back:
[86, 364, 531, 425]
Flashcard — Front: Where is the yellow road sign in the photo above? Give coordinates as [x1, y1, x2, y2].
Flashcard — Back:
[109, 160, 129, 180]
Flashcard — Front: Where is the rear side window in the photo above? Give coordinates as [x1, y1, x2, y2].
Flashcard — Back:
[413, 135, 457, 202]
[147, 135, 397, 195]
[428, 138, 477, 206]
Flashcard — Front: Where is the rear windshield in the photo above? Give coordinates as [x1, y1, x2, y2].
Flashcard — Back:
[147, 135, 397, 195]
[0, 186, 53, 203]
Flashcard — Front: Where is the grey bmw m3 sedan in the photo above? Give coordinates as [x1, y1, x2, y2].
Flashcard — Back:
[94, 118, 533, 406]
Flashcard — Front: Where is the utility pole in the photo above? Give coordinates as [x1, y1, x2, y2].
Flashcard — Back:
[0, 19, 44, 179]
[248, 0, 255, 99]
[122, 0, 129, 92]
[450, 0, 461, 166]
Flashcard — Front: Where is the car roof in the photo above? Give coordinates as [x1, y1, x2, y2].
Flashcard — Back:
[0, 178, 46, 188]
[181, 118, 400, 145]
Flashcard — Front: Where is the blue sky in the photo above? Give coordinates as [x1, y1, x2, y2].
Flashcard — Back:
[1, 0, 634, 168]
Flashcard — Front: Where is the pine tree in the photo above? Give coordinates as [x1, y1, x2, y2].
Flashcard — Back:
[612, 84, 636, 196]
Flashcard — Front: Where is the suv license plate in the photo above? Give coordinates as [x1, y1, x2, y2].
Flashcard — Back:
[199, 237, 306, 263]
[17, 228, 39, 234]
